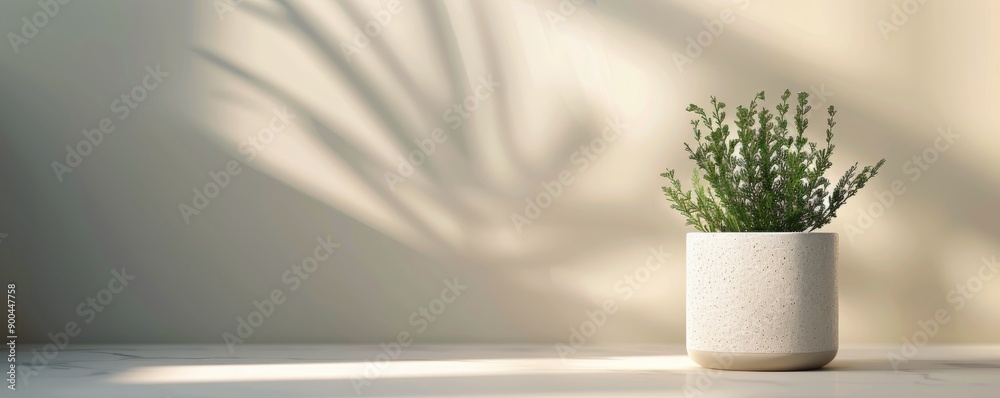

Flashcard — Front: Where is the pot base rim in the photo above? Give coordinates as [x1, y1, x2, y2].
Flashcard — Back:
[687, 349, 837, 371]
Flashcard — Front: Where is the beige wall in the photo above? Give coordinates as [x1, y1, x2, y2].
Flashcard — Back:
[2, 0, 998, 345]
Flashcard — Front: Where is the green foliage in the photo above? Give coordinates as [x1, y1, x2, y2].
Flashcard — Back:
[661, 90, 886, 232]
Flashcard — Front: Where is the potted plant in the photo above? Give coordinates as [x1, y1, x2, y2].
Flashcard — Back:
[661, 90, 885, 371]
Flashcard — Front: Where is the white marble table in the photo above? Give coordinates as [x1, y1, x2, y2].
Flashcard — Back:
[16, 345, 1000, 397]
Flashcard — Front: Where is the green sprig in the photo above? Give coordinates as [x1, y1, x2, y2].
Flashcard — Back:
[660, 90, 886, 232]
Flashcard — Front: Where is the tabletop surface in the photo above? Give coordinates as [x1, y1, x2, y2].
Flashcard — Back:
[16, 344, 1000, 397]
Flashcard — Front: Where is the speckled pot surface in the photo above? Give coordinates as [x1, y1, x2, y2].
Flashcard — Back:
[686, 232, 838, 371]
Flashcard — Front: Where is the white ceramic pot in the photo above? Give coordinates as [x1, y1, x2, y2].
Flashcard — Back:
[686, 232, 838, 371]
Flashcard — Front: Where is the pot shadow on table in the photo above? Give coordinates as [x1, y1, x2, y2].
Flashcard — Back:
[823, 359, 1000, 372]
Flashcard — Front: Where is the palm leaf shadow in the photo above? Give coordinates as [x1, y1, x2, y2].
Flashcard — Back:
[192, 48, 476, 251]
